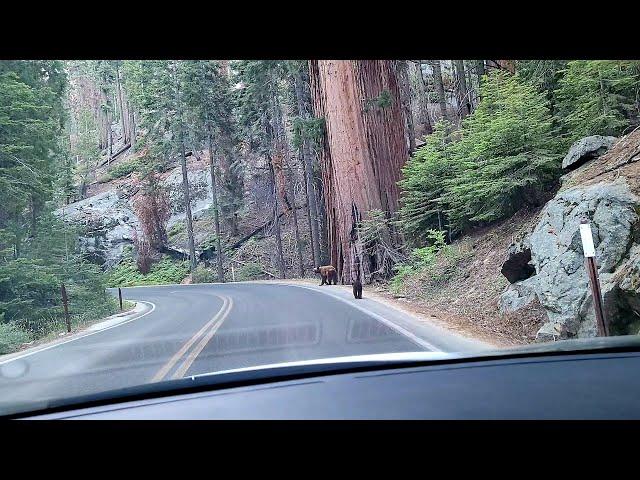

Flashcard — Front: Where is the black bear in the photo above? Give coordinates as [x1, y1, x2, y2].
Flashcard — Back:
[352, 279, 363, 299]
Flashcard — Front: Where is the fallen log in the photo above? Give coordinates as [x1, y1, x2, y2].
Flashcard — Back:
[97, 143, 131, 168]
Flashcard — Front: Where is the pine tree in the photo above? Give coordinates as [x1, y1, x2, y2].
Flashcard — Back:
[0, 61, 117, 346]
[555, 60, 640, 141]
[444, 72, 561, 230]
[399, 72, 562, 237]
[398, 121, 455, 242]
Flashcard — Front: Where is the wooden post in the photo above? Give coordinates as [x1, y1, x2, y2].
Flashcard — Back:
[580, 220, 608, 336]
[61, 284, 71, 333]
[118, 287, 123, 311]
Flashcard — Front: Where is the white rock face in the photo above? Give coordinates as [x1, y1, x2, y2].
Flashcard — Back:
[498, 276, 538, 314]
[162, 166, 213, 228]
[55, 164, 214, 269]
[55, 190, 139, 269]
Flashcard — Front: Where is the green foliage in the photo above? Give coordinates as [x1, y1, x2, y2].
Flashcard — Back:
[167, 221, 185, 238]
[390, 230, 451, 293]
[235, 262, 264, 281]
[101, 157, 146, 182]
[0, 61, 68, 256]
[0, 322, 31, 355]
[0, 61, 118, 354]
[292, 117, 325, 150]
[358, 209, 391, 246]
[398, 122, 455, 241]
[0, 215, 118, 351]
[400, 72, 562, 236]
[363, 90, 392, 112]
[200, 233, 222, 251]
[107, 255, 189, 287]
[233, 60, 289, 158]
[192, 265, 217, 284]
[555, 60, 640, 141]
[517, 60, 568, 110]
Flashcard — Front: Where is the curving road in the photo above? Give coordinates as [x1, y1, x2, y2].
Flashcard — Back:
[0, 282, 487, 413]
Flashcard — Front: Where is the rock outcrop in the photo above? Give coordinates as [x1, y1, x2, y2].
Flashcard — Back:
[55, 161, 215, 269]
[55, 190, 139, 269]
[500, 235, 534, 283]
[561, 135, 617, 170]
[529, 180, 638, 340]
[162, 166, 213, 229]
[498, 132, 640, 340]
[498, 276, 537, 314]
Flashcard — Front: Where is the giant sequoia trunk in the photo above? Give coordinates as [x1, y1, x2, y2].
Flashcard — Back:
[308, 60, 408, 284]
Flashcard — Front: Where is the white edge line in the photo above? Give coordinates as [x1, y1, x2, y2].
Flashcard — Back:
[284, 284, 439, 351]
[0, 301, 156, 366]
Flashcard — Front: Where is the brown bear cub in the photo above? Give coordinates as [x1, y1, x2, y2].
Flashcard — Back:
[314, 265, 338, 286]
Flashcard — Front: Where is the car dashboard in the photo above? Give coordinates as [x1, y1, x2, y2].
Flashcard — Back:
[21, 348, 640, 419]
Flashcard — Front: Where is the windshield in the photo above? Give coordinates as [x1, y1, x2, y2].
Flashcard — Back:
[1, 59, 640, 417]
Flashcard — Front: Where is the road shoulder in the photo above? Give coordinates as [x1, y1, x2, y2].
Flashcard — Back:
[256, 279, 503, 351]
[0, 301, 152, 364]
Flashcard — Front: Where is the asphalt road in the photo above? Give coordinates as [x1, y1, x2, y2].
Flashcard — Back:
[0, 282, 486, 413]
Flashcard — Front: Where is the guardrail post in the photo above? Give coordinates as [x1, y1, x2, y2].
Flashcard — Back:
[118, 287, 123, 311]
[580, 219, 608, 336]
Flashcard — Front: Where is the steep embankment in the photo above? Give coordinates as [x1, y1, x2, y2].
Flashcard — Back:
[56, 147, 317, 282]
[384, 208, 547, 345]
[389, 130, 640, 344]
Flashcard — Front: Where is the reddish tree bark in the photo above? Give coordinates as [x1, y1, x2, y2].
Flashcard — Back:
[309, 60, 408, 283]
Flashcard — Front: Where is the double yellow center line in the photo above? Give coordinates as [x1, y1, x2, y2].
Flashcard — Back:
[151, 294, 233, 382]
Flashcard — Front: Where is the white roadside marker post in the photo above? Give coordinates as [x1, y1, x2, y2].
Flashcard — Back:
[579, 219, 608, 336]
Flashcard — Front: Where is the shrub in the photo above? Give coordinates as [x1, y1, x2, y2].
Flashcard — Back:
[192, 265, 217, 284]
[443, 72, 561, 230]
[399, 121, 455, 242]
[168, 222, 185, 238]
[107, 255, 190, 287]
[235, 263, 264, 281]
[133, 173, 170, 252]
[0, 216, 118, 349]
[390, 230, 452, 294]
[0, 322, 31, 354]
[132, 231, 154, 274]
[102, 158, 145, 182]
